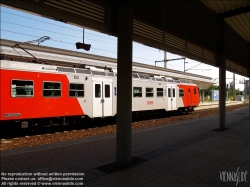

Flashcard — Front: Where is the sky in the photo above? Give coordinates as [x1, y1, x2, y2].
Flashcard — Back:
[0, 6, 248, 90]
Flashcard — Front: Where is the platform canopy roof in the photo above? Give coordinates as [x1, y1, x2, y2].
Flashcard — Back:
[201, 0, 250, 43]
[1, 0, 249, 77]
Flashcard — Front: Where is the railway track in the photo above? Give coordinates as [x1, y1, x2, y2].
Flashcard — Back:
[0, 111, 175, 140]
[1, 103, 248, 151]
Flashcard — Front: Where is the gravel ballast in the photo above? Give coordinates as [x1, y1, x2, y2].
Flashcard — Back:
[1, 104, 248, 151]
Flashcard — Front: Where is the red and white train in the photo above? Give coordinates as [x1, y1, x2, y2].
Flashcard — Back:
[0, 59, 200, 128]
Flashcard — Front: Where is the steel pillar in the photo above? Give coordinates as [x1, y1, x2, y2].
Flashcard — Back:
[116, 6, 133, 168]
[218, 17, 226, 130]
[164, 51, 167, 68]
[219, 55, 226, 130]
[233, 73, 236, 101]
[249, 78, 250, 118]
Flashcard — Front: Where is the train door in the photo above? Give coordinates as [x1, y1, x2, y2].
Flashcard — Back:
[167, 87, 172, 110]
[187, 87, 191, 106]
[93, 80, 113, 117]
[172, 86, 177, 110]
[166, 85, 177, 110]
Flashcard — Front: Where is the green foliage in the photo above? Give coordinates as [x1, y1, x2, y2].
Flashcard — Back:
[203, 85, 240, 98]
[204, 85, 219, 97]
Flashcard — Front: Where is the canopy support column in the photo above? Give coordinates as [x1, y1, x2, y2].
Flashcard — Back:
[116, 5, 133, 168]
[218, 17, 226, 130]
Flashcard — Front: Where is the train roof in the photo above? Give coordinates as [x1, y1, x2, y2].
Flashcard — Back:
[0, 39, 216, 89]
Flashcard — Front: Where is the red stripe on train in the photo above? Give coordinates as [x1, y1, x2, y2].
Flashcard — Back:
[0, 70, 84, 120]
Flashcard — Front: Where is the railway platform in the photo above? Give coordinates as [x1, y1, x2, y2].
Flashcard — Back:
[1, 107, 250, 187]
[195, 100, 244, 110]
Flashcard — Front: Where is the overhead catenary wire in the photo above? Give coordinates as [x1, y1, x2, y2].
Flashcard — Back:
[1, 21, 158, 52]
[1, 10, 187, 65]
[1, 10, 117, 41]
[1, 29, 116, 54]
[1, 29, 162, 63]
[2, 10, 174, 53]
[2, 19, 163, 53]
[185, 63, 202, 72]
[1, 18, 187, 66]
[1, 8, 228, 75]
[2, 21, 117, 45]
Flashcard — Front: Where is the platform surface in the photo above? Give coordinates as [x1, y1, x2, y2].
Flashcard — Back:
[195, 101, 244, 110]
[1, 107, 249, 187]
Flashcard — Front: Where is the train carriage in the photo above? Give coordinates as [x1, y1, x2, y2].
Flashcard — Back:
[0, 59, 200, 128]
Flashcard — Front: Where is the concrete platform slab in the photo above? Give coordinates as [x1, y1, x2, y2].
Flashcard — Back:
[195, 101, 244, 110]
[1, 107, 249, 187]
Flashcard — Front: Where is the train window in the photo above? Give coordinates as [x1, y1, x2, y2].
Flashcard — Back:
[173, 88, 175, 97]
[194, 88, 196, 94]
[146, 87, 154, 97]
[168, 88, 171, 97]
[95, 84, 101, 98]
[105, 85, 110, 98]
[11, 80, 34, 97]
[157, 88, 163, 97]
[43, 82, 61, 97]
[179, 89, 184, 97]
[133, 87, 142, 97]
[188, 88, 190, 93]
[69, 83, 84, 97]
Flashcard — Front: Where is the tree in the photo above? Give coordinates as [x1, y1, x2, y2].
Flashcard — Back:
[204, 85, 219, 97]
